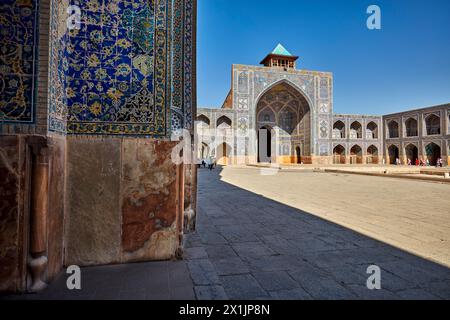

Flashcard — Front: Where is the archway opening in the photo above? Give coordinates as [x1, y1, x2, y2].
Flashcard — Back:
[295, 146, 301, 164]
[256, 81, 311, 164]
[425, 114, 440, 135]
[332, 121, 345, 139]
[405, 144, 418, 165]
[350, 145, 362, 164]
[258, 126, 272, 163]
[199, 142, 209, 160]
[216, 142, 231, 166]
[388, 145, 400, 164]
[388, 121, 399, 138]
[196, 114, 210, 137]
[425, 142, 441, 165]
[405, 118, 418, 137]
[333, 145, 346, 164]
[216, 115, 232, 136]
[366, 122, 378, 139]
[367, 145, 378, 164]
[350, 121, 362, 139]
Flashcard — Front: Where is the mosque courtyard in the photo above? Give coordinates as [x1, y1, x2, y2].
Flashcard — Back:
[12, 165, 450, 300]
[185, 166, 450, 299]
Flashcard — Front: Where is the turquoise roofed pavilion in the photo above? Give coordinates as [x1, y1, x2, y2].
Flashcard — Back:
[260, 44, 299, 69]
[271, 43, 293, 56]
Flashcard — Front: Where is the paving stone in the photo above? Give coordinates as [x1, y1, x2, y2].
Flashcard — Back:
[145, 290, 170, 300]
[212, 217, 237, 226]
[395, 288, 440, 300]
[269, 288, 313, 300]
[218, 226, 260, 243]
[378, 261, 443, 286]
[184, 247, 208, 260]
[289, 237, 337, 253]
[119, 289, 147, 300]
[170, 285, 196, 300]
[211, 257, 250, 276]
[205, 244, 237, 259]
[184, 234, 203, 248]
[244, 255, 308, 272]
[326, 265, 368, 286]
[220, 274, 269, 300]
[187, 259, 221, 285]
[194, 286, 228, 300]
[300, 278, 357, 300]
[232, 242, 275, 257]
[288, 266, 356, 300]
[199, 231, 228, 245]
[259, 235, 299, 255]
[252, 271, 300, 291]
[346, 285, 400, 300]
[422, 280, 450, 299]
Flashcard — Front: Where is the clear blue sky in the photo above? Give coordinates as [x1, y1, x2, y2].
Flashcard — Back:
[197, 0, 450, 115]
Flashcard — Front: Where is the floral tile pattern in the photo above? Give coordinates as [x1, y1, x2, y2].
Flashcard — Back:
[0, 0, 39, 123]
[49, 0, 171, 136]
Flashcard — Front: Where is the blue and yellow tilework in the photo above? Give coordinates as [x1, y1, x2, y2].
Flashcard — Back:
[49, 0, 170, 136]
[0, 0, 39, 124]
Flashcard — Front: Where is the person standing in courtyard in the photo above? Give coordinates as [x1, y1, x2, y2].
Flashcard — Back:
[207, 157, 214, 170]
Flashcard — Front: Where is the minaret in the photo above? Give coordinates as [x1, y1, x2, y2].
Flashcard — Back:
[260, 44, 299, 70]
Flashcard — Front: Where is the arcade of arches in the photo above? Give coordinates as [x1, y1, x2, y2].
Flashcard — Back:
[332, 144, 379, 164]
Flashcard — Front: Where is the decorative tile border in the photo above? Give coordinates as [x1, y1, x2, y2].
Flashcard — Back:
[0, 0, 39, 124]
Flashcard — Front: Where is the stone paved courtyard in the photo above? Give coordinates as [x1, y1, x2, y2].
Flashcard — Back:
[185, 166, 450, 300]
[4, 166, 450, 300]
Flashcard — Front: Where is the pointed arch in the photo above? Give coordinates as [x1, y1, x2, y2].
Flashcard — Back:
[425, 142, 441, 165]
[425, 114, 440, 135]
[366, 121, 378, 139]
[388, 120, 399, 138]
[196, 114, 210, 126]
[367, 145, 379, 164]
[405, 118, 418, 137]
[350, 144, 363, 164]
[333, 144, 346, 164]
[255, 80, 312, 164]
[216, 115, 232, 128]
[405, 143, 418, 165]
[333, 120, 345, 139]
[254, 78, 314, 110]
[196, 114, 210, 137]
[350, 121, 362, 139]
[388, 144, 400, 164]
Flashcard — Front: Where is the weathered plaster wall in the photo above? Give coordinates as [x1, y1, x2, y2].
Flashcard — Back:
[64, 138, 183, 266]
[64, 137, 122, 266]
[0, 136, 26, 292]
[121, 139, 180, 262]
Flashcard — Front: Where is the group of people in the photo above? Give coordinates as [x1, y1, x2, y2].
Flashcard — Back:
[402, 157, 444, 167]
[200, 156, 216, 170]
